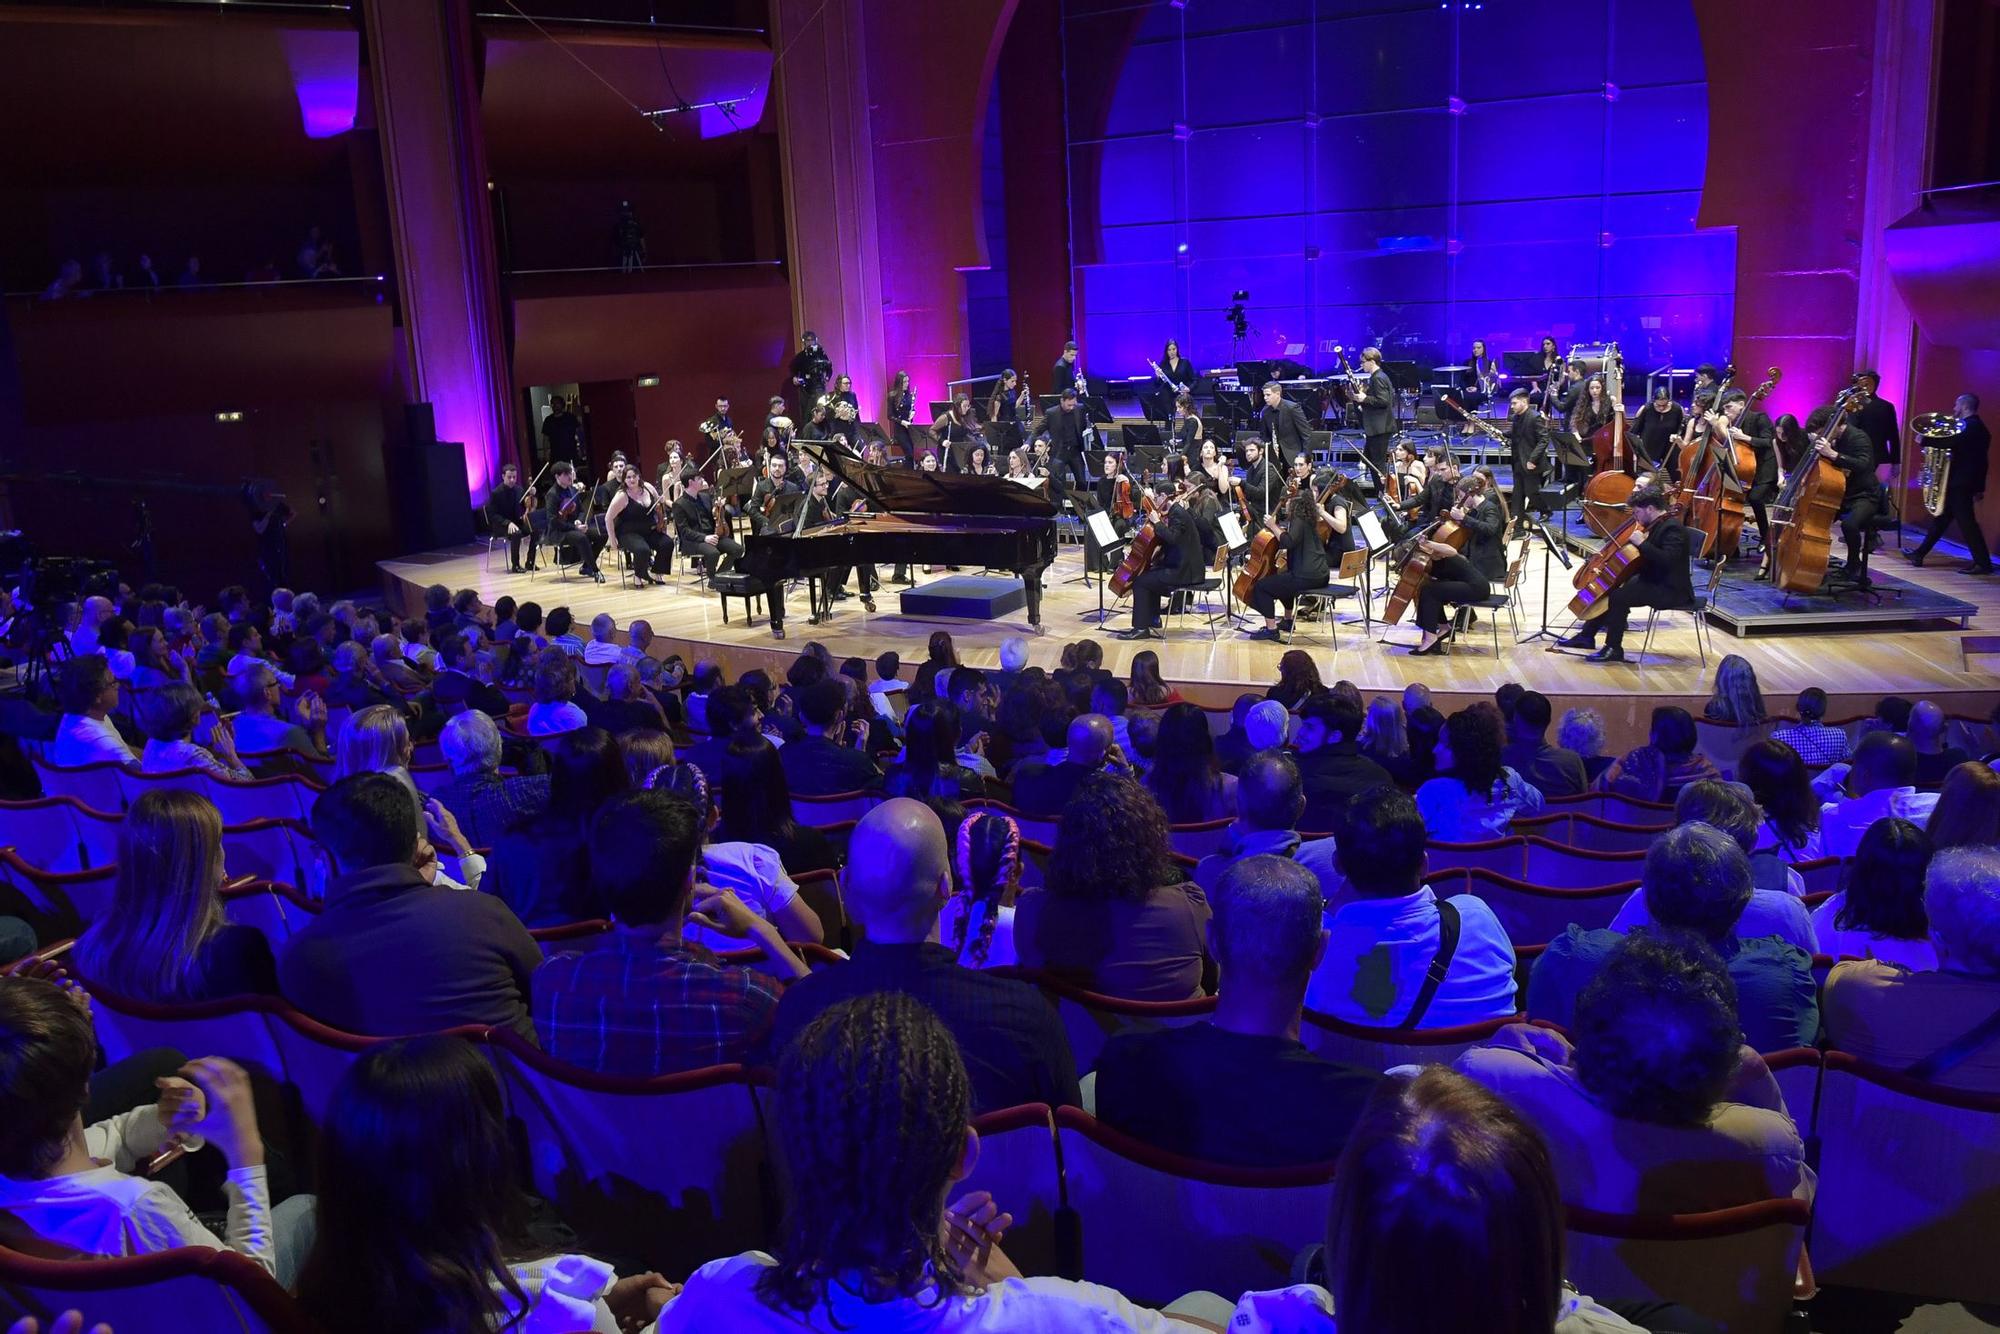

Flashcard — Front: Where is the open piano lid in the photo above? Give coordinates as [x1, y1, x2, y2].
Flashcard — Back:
[795, 439, 1058, 519]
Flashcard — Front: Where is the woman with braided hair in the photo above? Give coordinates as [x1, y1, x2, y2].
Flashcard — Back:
[938, 809, 1022, 968]
[655, 992, 1221, 1330]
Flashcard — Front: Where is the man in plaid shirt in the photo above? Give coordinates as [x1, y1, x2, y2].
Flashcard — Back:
[533, 789, 809, 1075]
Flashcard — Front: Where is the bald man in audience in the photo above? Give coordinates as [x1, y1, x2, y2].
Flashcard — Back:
[764, 798, 1079, 1110]
[1010, 712, 1123, 817]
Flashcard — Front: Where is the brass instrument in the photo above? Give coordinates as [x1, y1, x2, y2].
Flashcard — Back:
[1913, 411, 1964, 517]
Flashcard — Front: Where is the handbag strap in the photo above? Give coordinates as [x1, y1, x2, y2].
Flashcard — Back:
[1905, 1004, 2000, 1084]
[1401, 899, 1462, 1030]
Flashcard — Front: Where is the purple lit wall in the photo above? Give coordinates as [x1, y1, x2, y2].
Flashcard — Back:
[281, 29, 361, 140]
[1061, 0, 1733, 381]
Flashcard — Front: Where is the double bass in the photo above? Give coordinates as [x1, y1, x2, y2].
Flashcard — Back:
[1382, 477, 1480, 625]
[1566, 497, 1685, 621]
[1679, 367, 1778, 559]
[1770, 378, 1864, 594]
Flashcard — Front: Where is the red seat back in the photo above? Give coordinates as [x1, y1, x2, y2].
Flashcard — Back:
[1425, 836, 1525, 880]
[31, 755, 129, 816]
[790, 789, 879, 827]
[1564, 1198, 1808, 1334]
[219, 881, 320, 952]
[1167, 817, 1233, 861]
[1298, 1010, 1520, 1072]
[0, 1240, 313, 1334]
[0, 796, 89, 873]
[0, 850, 118, 936]
[1563, 814, 1665, 854]
[1522, 837, 1647, 891]
[1455, 867, 1633, 949]
[203, 774, 318, 826]
[1001, 970, 1216, 1076]
[959, 1105, 1066, 1277]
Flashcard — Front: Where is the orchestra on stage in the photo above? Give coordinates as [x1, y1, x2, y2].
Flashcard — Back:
[485, 330, 1989, 660]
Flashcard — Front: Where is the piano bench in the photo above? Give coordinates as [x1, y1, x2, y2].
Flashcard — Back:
[712, 574, 771, 626]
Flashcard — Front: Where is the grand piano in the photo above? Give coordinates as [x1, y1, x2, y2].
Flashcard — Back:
[741, 439, 1058, 634]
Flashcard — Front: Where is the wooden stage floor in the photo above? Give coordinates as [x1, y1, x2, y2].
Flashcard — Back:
[381, 540, 2000, 739]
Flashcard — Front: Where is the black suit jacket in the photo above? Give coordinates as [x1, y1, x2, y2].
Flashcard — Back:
[1046, 406, 1089, 457]
[1052, 359, 1085, 396]
[1358, 369, 1395, 436]
[1160, 504, 1206, 583]
[1263, 400, 1312, 455]
[779, 733, 883, 795]
[1638, 515, 1696, 605]
[672, 492, 716, 553]
[1508, 409, 1548, 478]
[1950, 414, 1991, 494]
[435, 669, 508, 718]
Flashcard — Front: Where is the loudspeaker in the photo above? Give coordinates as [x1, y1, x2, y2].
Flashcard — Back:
[387, 440, 475, 550]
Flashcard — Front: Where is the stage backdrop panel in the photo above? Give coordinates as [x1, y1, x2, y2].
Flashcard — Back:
[1060, 0, 1733, 380]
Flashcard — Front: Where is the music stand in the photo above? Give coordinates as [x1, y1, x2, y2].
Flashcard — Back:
[1214, 389, 1256, 431]
[1082, 394, 1114, 426]
[1518, 513, 1576, 646]
[1079, 509, 1128, 625]
[1502, 351, 1545, 380]
[1120, 423, 1166, 480]
[1235, 360, 1273, 388]
[1215, 511, 1254, 629]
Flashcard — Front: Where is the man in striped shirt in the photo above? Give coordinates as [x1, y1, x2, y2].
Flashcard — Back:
[533, 789, 807, 1075]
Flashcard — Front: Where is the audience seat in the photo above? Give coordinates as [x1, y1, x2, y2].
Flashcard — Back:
[1505, 812, 1566, 840]
[490, 1029, 776, 1279]
[407, 763, 457, 797]
[1165, 817, 1233, 861]
[1053, 1106, 1335, 1304]
[235, 750, 333, 787]
[1544, 791, 1675, 829]
[114, 765, 212, 809]
[84, 987, 288, 1091]
[1432, 868, 1632, 948]
[528, 919, 615, 958]
[1692, 717, 1775, 779]
[0, 796, 94, 872]
[220, 818, 321, 892]
[30, 754, 130, 815]
[1563, 1197, 1809, 1334]
[790, 790, 879, 827]
[0, 1239, 314, 1334]
[1298, 1011, 1520, 1072]
[0, 851, 116, 938]
[204, 774, 319, 825]
[1001, 970, 1217, 1076]
[1558, 814, 1666, 855]
[1811, 1051, 2000, 1304]
[1763, 1048, 1823, 1136]
[1423, 836, 1525, 880]
[1521, 838, 1646, 892]
[219, 881, 320, 952]
[957, 1104, 1068, 1278]
[1792, 857, 1843, 897]
[789, 869, 847, 950]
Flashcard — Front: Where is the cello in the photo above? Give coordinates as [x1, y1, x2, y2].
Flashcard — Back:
[1566, 496, 1685, 621]
[1770, 379, 1864, 594]
[1382, 476, 1480, 625]
[1232, 476, 1303, 603]
[1108, 480, 1187, 598]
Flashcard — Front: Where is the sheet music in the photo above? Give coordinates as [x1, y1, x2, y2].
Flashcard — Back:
[1356, 509, 1390, 553]
[1085, 510, 1122, 550]
[1217, 511, 1248, 551]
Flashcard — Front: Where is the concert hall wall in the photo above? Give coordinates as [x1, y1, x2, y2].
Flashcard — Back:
[1058, 0, 1735, 384]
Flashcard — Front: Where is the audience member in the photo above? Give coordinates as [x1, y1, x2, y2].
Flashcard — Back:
[1600, 705, 1716, 804]
[1193, 749, 1343, 898]
[1359, 696, 1424, 789]
[1213, 693, 1263, 774]
[881, 698, 988, 803]
[1293, 693, 1393, 832]
[136, 683, 250, 781]
[582, 661, 667, 735]
[1529, 823, 1818, 1051]
[1142, 701, 1237, 824]
[294, 1036, 674, 1331]
[1928, 760, 2000, 851]
[1820, 731, 1938, 858]
[525, 648, 588, 736]
[1244, 699, 1290, 753]
[1464, 930, 1811, 1214]
[1229, 1068, 1653, 1333]
[230, 663, 328, 762]
[487, 728, 626, 927]
[0, 977, 308, 1282]
[1414, 706, 1544, 840]
[1493, 682, 1524, 726]
[1609, 782, 1814, 941]
[535, 791, 805, 1073]
[715, 734, 837, 876]
[1823, 847, 2000, 1091]
[1811, 817, 1937, 970]
[1127, 648, 1181, 708]
[660, 994, 1191, 1329]
[1267, 650, 1323, 711]
[1015, 772, 1211, 1001]
[1097, 855, 1380, 1166]
[768, 800, 1078, 1109]
[1010, 713, 1119, 815]
[432, 632, 508, 718]
[1309, 786, 1518, 1026]
[1501, 690, 1588, 798]
[911, 630, 960, 699]
[1557, 706, 1615, 786]
[650, 762, 823, 950]
[74, 790, 276, 1000]
[991, 635, 1030, 694]
[1737, 738, 1824, 860]
[282, 773, 541, 1039]
[1770, 686, 1850, 766]
[780, 677, 881, 794]
[51, 656, 137, 768]
[434, 710, 550, 848]
[1907, 700, 1970, 789]
[938, 809, 1022, 969]
[1704, 654, 1768, 725]
[370, 633, 429, 693]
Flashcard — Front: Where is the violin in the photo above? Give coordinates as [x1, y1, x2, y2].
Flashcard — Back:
[1112, 475, 1136, 522]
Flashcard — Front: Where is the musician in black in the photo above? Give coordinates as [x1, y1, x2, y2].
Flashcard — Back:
[1851, 370, 1901, 474]
[933, 392, 986, 473]
[1403, 448, 1460, 524]
[1535, 336, 1563, 411]
[1116, 481, 1205, 642]
[603, 468, 671, 587]
[485, 463, 540, 573]
[1242, 482, 1340, 644]
[1407, 473, 1505, 656]
[1044, 387, 1093, 504]
[1260, 381, 1311, 458]
[749, 455, 800, 536]
[1084, 451, 1136, 575]
[673, 470, 742, 577]
[1632, 385, 1685, 473]
[886, 371, 918, 461]
[1566, 371, 1619, 489]
[1505, 388, 1549, 535]
[823, 470, 881, 611]
[1908, 393, 1992, 574]
[591, 459, 626, 515]
[1555, 487, 1694, 664]
[1158, 338, 1195, 390]
[1167, 393, 1201, 459]
[1690, 364, 1723, 405]
[987, 369, 1031, 427]
[1052, 340, 1085, 397]
[800, 397, 833, 442]
[1805, 402, 1883, 588]
[1237, 437, 1283, 520]
[1355, 347, 1396, 478]
[701, 396, 733, 444]
[541, 462, 605, 582]
[790, 331, 832, 409]
[1716, 389, 1778, 561]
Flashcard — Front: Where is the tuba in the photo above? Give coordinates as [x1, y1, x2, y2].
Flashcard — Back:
[1913, 412, 1963, 517]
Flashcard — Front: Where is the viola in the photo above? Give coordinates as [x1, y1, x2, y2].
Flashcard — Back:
[1112, 475, 1136, 522]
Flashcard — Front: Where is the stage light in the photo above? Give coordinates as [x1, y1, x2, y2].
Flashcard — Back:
[214, 411, 245, 424]
[1176, 242, 1188, 254]
[636, 374, 662, 388]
